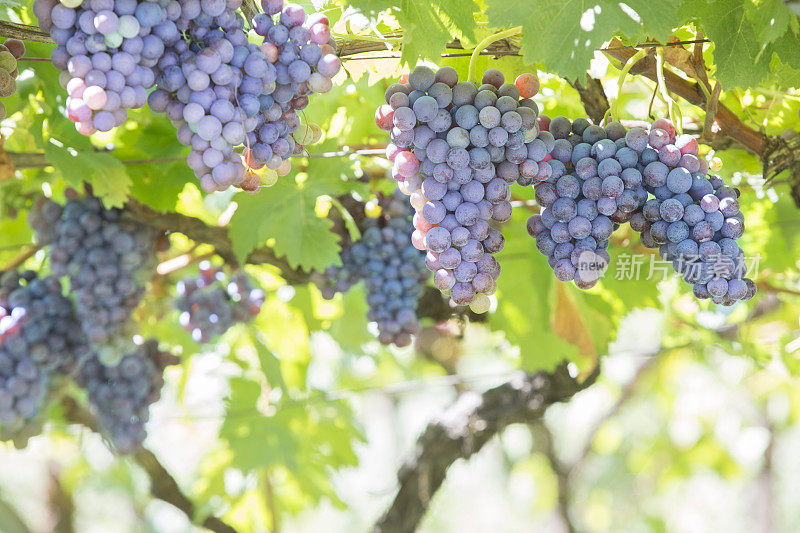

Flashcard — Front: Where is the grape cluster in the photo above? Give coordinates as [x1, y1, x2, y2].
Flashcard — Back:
[622, 119, 757, 304]
[525, 116, 648, 288]
[375, 67, 545, 311]
[0, 38, 25, 120]
[33, 0, 166, 134]
[33, 195, 158, 363]
[244, 1, 340, 175]
[145, 0, 339, 193]
[145, 0, 259, 192]
[76, 340, 178, 454]
[175, 262, 265, 342]
[0, 270, 86, 441]
[315, 191, 429, 346]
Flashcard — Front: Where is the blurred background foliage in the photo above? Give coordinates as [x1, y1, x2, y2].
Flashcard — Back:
[1, 0, 800, 532]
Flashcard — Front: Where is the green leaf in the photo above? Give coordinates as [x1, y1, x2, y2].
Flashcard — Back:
[228, 175, 342, 271]
[42, 143, 131, 208]
[127, 161, 191, 212]
[434, 0, 479, 43]
[255, 336, 288, 394]
[690, 0, 771, 88]
[77, 152, 131, 208]
[616, 0, 681, 43]
[346, 0, 479, 63]
[485, 0, 644, 81]
[220, 378, 300, 472]
[748, 0, 791, 46]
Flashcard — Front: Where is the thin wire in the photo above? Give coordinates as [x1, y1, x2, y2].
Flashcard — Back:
[339, 38, 710, 61]
[45, 370, 520, 430]
[342, 51, 521, 62]
[154, 370, 516, 423]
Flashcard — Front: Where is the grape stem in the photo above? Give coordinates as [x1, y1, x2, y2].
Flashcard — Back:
[2, 244, 39, 271]
[467, 27, 522, 83]
[655, 48, 682, 134]
[611, 47, 648, 123]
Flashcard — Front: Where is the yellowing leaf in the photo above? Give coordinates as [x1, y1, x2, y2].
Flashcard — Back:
[552, 282, 596, 358]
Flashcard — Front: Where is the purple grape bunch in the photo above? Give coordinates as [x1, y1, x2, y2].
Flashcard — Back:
[33, 0, 167, 134]
[525, 116, 648, 288]
[145, 0, 340, 192]
[244, 0, 340, 171]
[0, 270, 87, 443]
[314, 190, 429, 347]
[175, 262, 265, 342]
[34, 195, 158, 363]
[76, 340, 178, 454]
[145, 0, 272, 192]
[375, 67, 546, 312]
[525, 115, 756, 304]
[622, 119, 757, 304]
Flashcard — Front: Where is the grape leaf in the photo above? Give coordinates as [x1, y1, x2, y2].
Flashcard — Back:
[618, 0, 682, 43]
[127, 161, 191, 212]
[433, 0, 479, 43]
[689, 0, 771, 88]
[485, 0, 643, 81]
[229, 174, 342, 272]
[255, 335, 288, 394]
[76, 151, 132, 208]
[346, 0, 479, 63]
[220, 378, 300, 472]
[42, 143, 131, 207]
[747, 0, 791, 47]
[552, 283, 596, 359]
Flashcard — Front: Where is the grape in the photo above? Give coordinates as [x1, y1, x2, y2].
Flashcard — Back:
[523, 117, 654, 288]
[34, 195, 158, 363]
[0, 39, 26, 116]
[313, 191, 428, 346]
[175, 263, 264, 342]
[514, 73, 540, 98]
[146, 0, 338, 190]
[76, 340, 178, 453]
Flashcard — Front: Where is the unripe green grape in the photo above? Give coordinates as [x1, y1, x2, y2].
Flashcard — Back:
[0, 69, 15, 97]
[0, 50, 16, 74]
[104, 32, 123, 49]
[260, 169, 278, 187]
[469, 294, 492, 314]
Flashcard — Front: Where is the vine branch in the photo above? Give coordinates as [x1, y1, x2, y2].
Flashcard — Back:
[372, 363, 599, 533]
[61, 397, 238, 533]
[601, 38, 767, 155]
